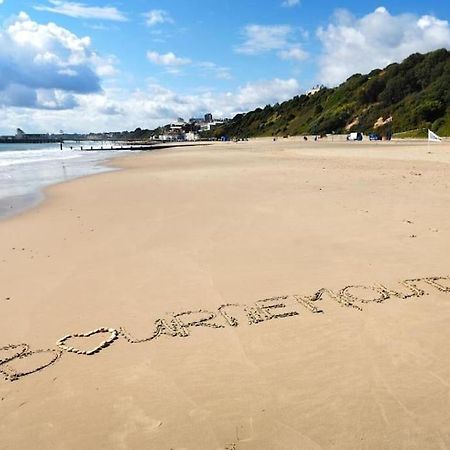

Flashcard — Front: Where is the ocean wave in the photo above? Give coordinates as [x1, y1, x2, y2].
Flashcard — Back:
[0, 153, 83, 167]
[0, 155, 82, 167]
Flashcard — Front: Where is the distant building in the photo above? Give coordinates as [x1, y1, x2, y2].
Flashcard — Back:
[169, 122, 184, 133]
[200, 119, 226, 132]
[158, 134, 177, 142]
[306, 85, 325, 96]
[153, 113, 229, 141]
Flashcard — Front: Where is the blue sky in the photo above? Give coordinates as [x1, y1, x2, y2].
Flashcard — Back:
[0, 0, 449, 133]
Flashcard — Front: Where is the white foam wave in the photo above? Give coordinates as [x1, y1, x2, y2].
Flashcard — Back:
[0, 153, 82, 167]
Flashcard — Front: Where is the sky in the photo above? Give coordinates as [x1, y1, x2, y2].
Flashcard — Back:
[0, 0, 449, 133]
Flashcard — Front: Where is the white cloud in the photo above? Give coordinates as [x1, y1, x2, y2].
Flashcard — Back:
[237, 24, 293, 55]
[282, 0, 300, 7]
[35, 1, 127, 22]
[233, 78, 299, 107]
[236, 24, 309, 62]
[109, 77, 300, 125]
[91, 52, 118, 77]
[0, 12, 117, 109]
[147, 51, 191, 67]
[278, 46, 308, 61]
[317, 6, 450, 86]
[147, 52, 231, 79]
[144, 9, 174, 27]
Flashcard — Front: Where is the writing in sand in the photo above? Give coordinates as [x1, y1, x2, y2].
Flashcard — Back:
[1, 276, 449, 382]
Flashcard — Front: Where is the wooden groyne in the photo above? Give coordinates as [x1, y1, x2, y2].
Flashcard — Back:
[73, 142, 211, 152]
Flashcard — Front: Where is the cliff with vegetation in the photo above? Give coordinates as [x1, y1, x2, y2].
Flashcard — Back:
[211, 49, 450, 139]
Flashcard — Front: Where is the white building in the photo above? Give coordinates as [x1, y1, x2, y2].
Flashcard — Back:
[200, 119, 226, 132]
[185, 132, 199, 141]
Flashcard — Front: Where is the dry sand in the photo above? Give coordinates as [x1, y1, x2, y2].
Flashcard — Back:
[1, 138, 450, 449]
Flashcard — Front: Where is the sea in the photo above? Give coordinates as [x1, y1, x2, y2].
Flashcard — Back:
[0, 142, 134, 219]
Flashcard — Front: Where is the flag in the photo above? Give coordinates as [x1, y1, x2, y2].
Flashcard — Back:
[428, 129, 442, 142]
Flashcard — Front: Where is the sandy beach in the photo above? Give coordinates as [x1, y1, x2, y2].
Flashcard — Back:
[1, 137, 450, 449]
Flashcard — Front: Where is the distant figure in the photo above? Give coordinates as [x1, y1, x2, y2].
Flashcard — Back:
[314, 136, 318, 141]
[60, 142, 63, 151]
[303, 136, 308, 141]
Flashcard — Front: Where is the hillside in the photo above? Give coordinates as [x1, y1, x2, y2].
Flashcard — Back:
[212, 49, 450, 138]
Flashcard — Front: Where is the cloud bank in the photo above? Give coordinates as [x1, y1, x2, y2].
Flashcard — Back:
[0, 78, 300, 133]
[0, 12, 116, 109]
[317, 7, 450, 86]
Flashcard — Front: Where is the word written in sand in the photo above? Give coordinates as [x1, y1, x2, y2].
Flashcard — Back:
[1, 276, 450, 382]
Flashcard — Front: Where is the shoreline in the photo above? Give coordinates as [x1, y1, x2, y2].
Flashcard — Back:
[0, 142, 209, 222]
[0, 156, 119, 222]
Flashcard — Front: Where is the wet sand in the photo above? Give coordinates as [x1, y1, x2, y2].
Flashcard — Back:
[1, 138, 450, 449]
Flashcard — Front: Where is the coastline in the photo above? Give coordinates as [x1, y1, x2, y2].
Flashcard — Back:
[1, 138, 450, 449]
